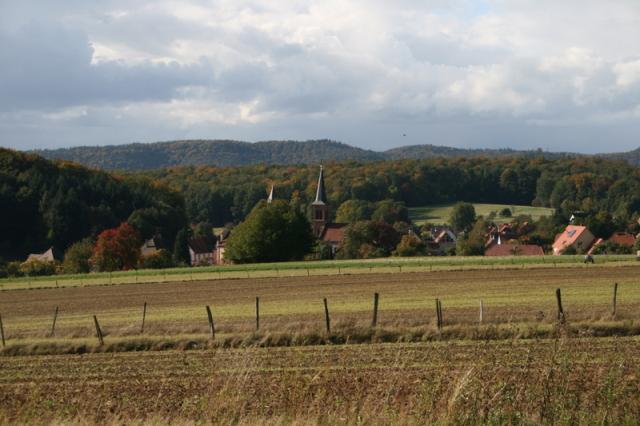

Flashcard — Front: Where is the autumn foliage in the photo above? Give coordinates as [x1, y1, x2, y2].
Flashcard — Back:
[90, 223, 142, 271]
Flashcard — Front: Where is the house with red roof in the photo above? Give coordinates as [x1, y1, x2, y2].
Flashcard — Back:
[485, 243, 544, 257]
[607, 232, 636, 247]
[552, 225, 596, 255]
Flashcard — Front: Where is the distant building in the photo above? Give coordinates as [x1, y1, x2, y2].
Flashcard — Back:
[607, 232, 636, 247]
[187, 237, 214, 266]
[552, 225, 595, 255]
[320, 223, 348, 255]
[311, 166, 330, 238]
[140, 236, 164, 257]
[26, 247, 62, 263]
[422, 227, 456, 255]
[485, 244, 544, 257]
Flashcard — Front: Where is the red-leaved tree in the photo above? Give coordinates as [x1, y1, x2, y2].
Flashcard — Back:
[90, 223, 142, 271]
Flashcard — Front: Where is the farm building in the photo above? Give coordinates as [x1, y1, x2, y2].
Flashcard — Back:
[485, 244, 544, 256]
[552, 225, 596, 255]
[26, 247, 62, 263]
[187, 237, 214, 266]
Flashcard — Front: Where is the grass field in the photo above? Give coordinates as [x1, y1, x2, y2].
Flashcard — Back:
[3, 263, 640, 423]
[0, 254, 635, 290]
[409, 202, 555, 225]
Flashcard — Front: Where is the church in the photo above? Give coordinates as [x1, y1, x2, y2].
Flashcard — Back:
[310, 166, 347, 256]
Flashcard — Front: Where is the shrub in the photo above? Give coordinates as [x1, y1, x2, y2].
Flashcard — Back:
[20, 260, 57, 276]
[139, 249, 174, 269]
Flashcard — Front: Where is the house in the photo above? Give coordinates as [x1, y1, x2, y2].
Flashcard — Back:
[213, 228, 231, 265]
[485, 244, 544, 257]
[26, 247, 62, 263]
[320, 223, 348, 255]
[187, 237, 214, 266]
[552, 225, 596, 255]
[140, 236, 164, 257]
[607, 232, 636, 247]
[423, 227, 456, 255]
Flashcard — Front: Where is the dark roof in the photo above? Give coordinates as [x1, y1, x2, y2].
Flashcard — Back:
[188, 237, 211, 254]
[312, 165, 328, 205]
[607, 232, 636, 247]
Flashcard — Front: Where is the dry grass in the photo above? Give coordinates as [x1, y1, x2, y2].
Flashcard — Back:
[1, 338, 640, 424]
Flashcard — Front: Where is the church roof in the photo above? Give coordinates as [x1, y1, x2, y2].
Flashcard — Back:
[312, 166, 328, 205]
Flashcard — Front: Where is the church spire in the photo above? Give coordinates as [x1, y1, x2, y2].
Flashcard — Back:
[267, 184, 274, 203]
[313, 165, 328, 205]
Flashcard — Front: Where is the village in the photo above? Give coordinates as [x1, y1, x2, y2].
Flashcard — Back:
[16, 166, 640, 276]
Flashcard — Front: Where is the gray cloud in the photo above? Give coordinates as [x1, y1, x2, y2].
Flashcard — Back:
[1, 0, 640, 153]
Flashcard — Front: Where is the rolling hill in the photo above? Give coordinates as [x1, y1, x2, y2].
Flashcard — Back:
[32, 139, 638, 171]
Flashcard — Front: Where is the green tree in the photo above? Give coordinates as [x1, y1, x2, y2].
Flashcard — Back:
[449, 202, 477, 233]
[62, 238, 94, 274]
[335, 199, 372, 223]
[224, 200, 313, 263]
[172, 228, 191, 265]
[337, 221, 400, 259]
[456, 219, 488, 256]
[393, 234, 426, 257]
[371, 200, 409, 224]
[140, 249, 174, 269]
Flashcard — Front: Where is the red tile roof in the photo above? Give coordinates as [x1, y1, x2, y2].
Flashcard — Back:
[485, 244, 544, 256]
[607, 232, 636, 247]
[321, 223, 347, 243]
[552, 225, 595, 254]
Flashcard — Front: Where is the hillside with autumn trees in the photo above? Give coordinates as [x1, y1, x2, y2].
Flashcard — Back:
[3, 146, 640, 269]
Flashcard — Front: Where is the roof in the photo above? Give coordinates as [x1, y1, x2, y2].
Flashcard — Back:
[188, 237, 212, 254]
[26, 247, 61, 263]
[434, 229, 456, 244]
[312, 165, 328, 205]
[607, 232, 636, 247]
[485, 244, 544, 256]
[552, 225, 595, 253]
[320, 223, 347, 243]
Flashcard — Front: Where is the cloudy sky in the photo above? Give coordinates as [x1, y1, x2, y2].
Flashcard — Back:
[2, 0, 640, 153]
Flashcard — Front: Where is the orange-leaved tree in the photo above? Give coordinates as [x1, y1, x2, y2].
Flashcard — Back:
[90, 223, 142, 271]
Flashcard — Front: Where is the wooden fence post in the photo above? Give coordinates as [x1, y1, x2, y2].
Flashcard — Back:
[435, 299, 443, 329]
[141, 302, 147, 334]
[206, 305, 215, 340]
[93, 315, 104, 345]
[479, 300, 484, 324]
[555, 288, 565, 323]
[372, 293, 379, 327]
[0, 314, 5, 347]
[255, 297, 260, 331]
[612, 283, 618, 318]
[323, 298, 331, 333]
[50, 306, 59, 337]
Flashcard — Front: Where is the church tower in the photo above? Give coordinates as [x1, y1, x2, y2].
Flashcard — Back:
[311, 166, 329, 237]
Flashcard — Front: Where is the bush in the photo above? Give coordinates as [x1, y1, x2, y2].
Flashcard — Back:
[139, 249, 174, 269]
[63, 239, 94, 274]
[20, 260, 57, 276]
[5, 261, 23, 278]
[393, 234, 426, 257]
[499, 208, 512, 218]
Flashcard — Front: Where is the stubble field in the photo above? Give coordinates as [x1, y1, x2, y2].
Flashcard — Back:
[2, 264, 640, 424]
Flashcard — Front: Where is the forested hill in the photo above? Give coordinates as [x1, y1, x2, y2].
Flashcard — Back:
[35, 139, 384, 170]
[384, 144, 574, 160]
[35, 138, 640, 171]
[0, 148, 186, 260]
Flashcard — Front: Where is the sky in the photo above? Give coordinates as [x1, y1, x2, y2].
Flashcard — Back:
[1, 0, 640, 153]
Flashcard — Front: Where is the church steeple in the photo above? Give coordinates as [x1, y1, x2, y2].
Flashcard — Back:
[313, 165, 328, 205]
[311, 165, 329, 237]
[267, 184, 274, 203]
